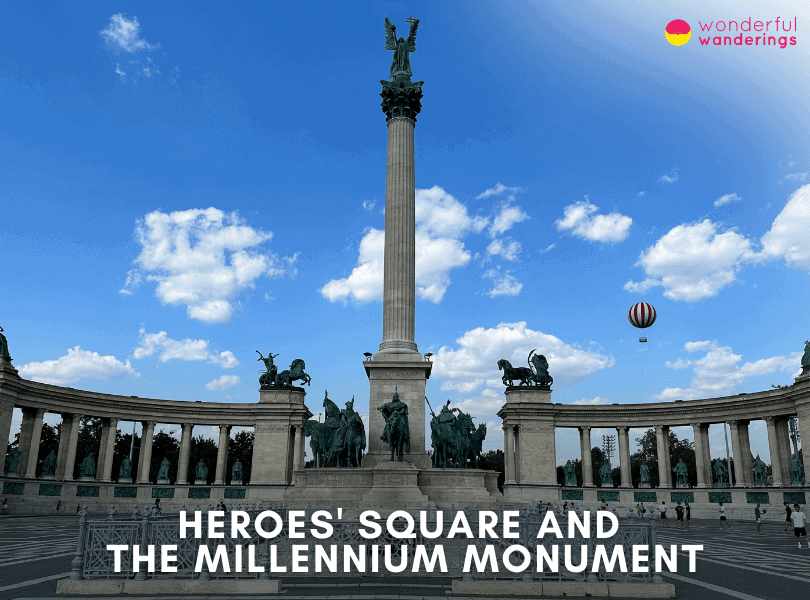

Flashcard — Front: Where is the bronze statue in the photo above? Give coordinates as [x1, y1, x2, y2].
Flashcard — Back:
[79, 453, 96, 478]
[528, 350, 554, 388]
[563, 460, 578, 486]
[640, 462, 651, 484]
[305, 391, 366, 468]
[498, 351, 553, 387]
[790, 454, 805, 485]
[157, 457, 170, 480]
[599, 460, 612, 486]
[0, 326, 10, 359]
[751, 455, 768, 485]
[713, 459, 729, 484]
[256, 351, 279, 386]
[673, 458, 689, 486]
[41, 450, 57, 476]
[119, 456, 132, 479]
[195, 460, 208, 482]
[5, 448, 26, 474]
[232, 458, 243, 482]
[378, 387, 410, 461]
[802, 340, 810, 374]
[384, 17, 419, 81]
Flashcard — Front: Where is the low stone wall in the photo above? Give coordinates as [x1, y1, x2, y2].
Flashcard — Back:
[452, 580, 676, 598]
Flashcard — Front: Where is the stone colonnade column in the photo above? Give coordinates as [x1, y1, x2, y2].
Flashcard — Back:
[504, 425, 516, 484]
[655, 425, 670, 488]
[137, 421, 155, 484]
[379, 116, 418, 353]
[579, 426, 594, 487]
[0, 397, 13, 473]
[795, 406, 810, 476]
[775, 417, 793, 483]
[55, 414, 74, 479]
[176, 423, 194, 485]
[729, 420, 747, 487]
[99, 418, 119, 482]
[617, 426, 632, 488]
[24, 408, 46, 478]
[214, 425, 231, 485]
[692, 423, 707, 488]
[292, 424, 304, 472]
[699, 425, 712, 486]
[16, 408, 37, 470]
[62, 415, 82, 481]
[765, 417, 783, 487]
[739, 421, 753, 486]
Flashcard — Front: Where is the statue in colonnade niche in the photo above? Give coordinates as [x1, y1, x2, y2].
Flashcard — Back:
[673, 458, 689, 487]
[5, 448, 26, 474]
[157, 457, 171, 481]
[195, 460, 209, 482]
[640, 462, 651, 485]
[751, 454, 768, 486]
[599, 460, 613, 486]
[713, 459, 729, 486]
[79, 453, 96, 478]
[41, 450, 57, 476]
[789, 454, 805, 486]
[563, 460, 577, 486]
[232, 459, 243, 483]
[119, 457, 132, 479]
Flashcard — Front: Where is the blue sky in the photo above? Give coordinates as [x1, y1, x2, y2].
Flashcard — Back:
[2, 1, 809, 465]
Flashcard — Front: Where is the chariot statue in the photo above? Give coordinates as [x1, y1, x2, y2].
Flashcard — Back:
[257, 352, 311, 387]
[497, 349, 553, 387]
[802, 340, 810, 374]
[0, 326, 11, 359]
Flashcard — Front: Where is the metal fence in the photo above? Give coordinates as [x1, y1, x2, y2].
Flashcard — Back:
[69, 503, 662, 584]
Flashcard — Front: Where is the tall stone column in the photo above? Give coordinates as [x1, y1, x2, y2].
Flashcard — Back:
[776, 417, 793, 483]
[137, 421, 155, 484]
[214, 425, 230, 485]
[24, 408, 46, 478]
[579, 426, 594, 487]
[504, 425, 516, 484]
[765, 417, 783, 487]
[55, 414, 74, 479]
[655, 426, 670, 488]
[617, 427, 632, 488]
[99, 418, 119, 483]
[176, 423, 194, 485]
[292, 425, 303, 471]
[692, 423, 707, 488]
[62, 414, 82, 481]
[729, 420, 747, 487]
[739, 421, 753, 486]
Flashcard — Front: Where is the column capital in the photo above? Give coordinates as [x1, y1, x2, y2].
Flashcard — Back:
[578, 425, 591, 433]
[142, 420, 156, 429]
[181, 422, 194, 431]
[765, 415, 778, 424]
[616, 425, 629, 434]
[380, 82, 424, 123]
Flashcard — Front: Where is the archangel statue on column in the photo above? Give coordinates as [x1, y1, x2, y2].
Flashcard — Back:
[384, 17, 419, 80]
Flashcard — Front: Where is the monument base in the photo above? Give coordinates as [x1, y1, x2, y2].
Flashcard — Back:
[117, 477, 132, 484]
[195, 479, 207, 485]
[502, 483, 560, 503]
[157, 479, 170, 485]
[676, 483, 691, 489]
[39, 474, 56, 480]
[78, 477, 95, 482]
[362, 461, 429, 509]
[638, 482, 651, 488]
[231, 479, 243, 486]
[714, 482, 730, 488]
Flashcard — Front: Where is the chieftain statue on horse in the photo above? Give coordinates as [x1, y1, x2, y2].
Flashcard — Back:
[428, 397, 486, 469]
[304, 390, 366, 468]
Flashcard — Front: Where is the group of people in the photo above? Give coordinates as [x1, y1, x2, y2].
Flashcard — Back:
[643, 500, 692, 529]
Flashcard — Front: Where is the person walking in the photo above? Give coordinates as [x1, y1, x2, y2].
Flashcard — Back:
[636, 502, 646, 520]
[785, 502, 793, 532]
[675, 502, 685, 529]
[685, 500, 691, 529]
[754, 503, 767, 533]
[719, 502, 732, 529]
[658, 501, 669, 527]
[790, 504, 810, 549]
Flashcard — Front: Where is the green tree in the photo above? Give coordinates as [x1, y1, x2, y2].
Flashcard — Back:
[72, 417, 101, 479]
[477, 449, 504, 491]
[228, 430, 254, 484]
[630, 428, 697, 488]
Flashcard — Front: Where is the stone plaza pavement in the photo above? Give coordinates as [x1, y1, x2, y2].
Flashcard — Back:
[1, 516, 807, 600]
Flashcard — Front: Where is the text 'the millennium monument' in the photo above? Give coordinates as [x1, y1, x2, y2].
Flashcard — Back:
[363, 17, 432, 468]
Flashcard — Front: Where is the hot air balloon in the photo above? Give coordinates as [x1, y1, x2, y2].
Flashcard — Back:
[628, 302, 657, 329]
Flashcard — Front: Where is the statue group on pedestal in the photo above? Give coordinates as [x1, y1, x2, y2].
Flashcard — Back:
[256, 351, 311, 387]
[497, 349, 553, 387]
[429, 399, 486, 469]
[304, 391, 366, 467]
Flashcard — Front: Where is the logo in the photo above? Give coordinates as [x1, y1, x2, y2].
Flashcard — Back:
[665, 19, 692, 46]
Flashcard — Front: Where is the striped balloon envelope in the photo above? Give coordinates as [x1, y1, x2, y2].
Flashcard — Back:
[628, 302, 657, 328]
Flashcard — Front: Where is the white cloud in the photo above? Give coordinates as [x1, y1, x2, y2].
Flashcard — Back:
[100, 14, 159, 54]
[321, 187, 483, 304]
[625, 219, 754, 302]
[19, 347, 140, 385]
[783, 173, 808, 183]
[714, 193, 742, 207]
[133, 329, 239, 368]
[555, 199, 632, 243]
[658, 341, 801, 401]
[362, 199, 376, 212]
[665, 358, 692, 370]
[476, 183, 524, 200]
[540, 243, 556, 253]
[486, 237, 521, 260]
[659, 170, 679, 184]
[573, 396, 610, 405]
[483, 270, 522, 297]
[637, 191, 645, 197]
[205, 375, 240, 391]
[758, 185, 810, 271]
[114, 64, 126, 81]
[120, 208, 295, 323]
[432, 321, 615, 395]
[489, 204, 529, 238]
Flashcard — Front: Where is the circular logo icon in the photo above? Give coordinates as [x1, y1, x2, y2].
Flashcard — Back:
[665, 19, 691, 46]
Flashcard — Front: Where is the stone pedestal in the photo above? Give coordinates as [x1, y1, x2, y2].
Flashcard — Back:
[638, 482, 651, 488]
[39, 474, 56, 481]
[78, 477, 95, 482]
[250, 387, 310, 486]
[195, 479, 206, 485]
[362, 462, 429, 509]
[676, 483, 691, 489]
[157, 479, 170, 485]
[231, 479, 243, 486]
[118, 477, 132, 484]
[497, 386, 559, 501]
[363, 356, 432, 469]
